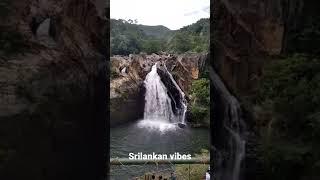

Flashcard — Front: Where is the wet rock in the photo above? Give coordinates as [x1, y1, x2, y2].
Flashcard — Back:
[36, 18, 56, 47]
[178, 123, 186, 128]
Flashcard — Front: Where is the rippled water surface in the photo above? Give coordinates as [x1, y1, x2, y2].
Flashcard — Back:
[110, 120, 209, 179]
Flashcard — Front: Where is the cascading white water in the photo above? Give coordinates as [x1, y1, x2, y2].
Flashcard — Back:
[225, 97, 245, 180]
[138, 63, 187, 132]
[143, 63, 176, 121]
[210, 66, 246, 180]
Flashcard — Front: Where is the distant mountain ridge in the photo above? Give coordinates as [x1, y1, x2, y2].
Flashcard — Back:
[136, 24, 173, 39]
[110, 19, 174, 40]
[110, 18, 209, 55]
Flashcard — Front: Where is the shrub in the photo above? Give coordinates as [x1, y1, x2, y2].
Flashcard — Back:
[189, 78, 210, 125]
[256, 54, 320, 179]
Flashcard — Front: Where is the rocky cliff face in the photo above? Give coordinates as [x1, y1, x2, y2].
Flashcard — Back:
[110, 53, 207, 126]
[0, 0, 107, 179]
[213, 0, 288, 95]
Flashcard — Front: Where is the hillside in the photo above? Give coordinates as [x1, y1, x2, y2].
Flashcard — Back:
[168, 18, 209, 53]
[137, 24, 173, 39]
[110, 18, 209, 55]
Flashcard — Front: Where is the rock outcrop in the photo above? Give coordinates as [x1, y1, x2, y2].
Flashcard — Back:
[213, 0, 287, 95]
[110, 53, 207, 126]
[0, 0, 107, 179]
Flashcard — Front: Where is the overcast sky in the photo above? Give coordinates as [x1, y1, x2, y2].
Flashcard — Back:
[110, 0, 210, 30]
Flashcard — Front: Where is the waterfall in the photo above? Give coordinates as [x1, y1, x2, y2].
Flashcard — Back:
[143, 63, 176, 121]
[138, 63, 187, 131]
[210, 66, 246, 180]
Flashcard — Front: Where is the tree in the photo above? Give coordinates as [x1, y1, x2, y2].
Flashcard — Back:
[142, 39, 164, 54]
[167, 32, 192, 53]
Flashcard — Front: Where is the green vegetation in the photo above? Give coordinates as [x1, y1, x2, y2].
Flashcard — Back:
[254, 54, 320, 179]
[142, 39, 166, 54]
[110, 18, 209, 55]
[168, 18, 209, 53]
[110, 19, 170, 55]
[249, 6, 320, 179]
[189, 77, 210, 126]
[175, 149, 209, 179]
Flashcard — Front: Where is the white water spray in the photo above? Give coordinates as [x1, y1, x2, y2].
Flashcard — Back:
[138, 63, 187, 132]
[210, 66, 246, 180]
[143, 63, 176, 121]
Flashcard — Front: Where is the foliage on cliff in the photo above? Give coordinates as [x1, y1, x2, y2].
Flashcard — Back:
[254, 54, 320, 179]
[247, 3, 320, 178]
[189, 77, 210, 126]
[110, 18, 209, 55]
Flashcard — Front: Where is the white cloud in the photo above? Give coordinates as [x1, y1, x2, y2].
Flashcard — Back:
[110, 0, 210, 30]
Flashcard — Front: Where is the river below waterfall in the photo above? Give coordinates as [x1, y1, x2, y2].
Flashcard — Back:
[110, 122, 209, 179]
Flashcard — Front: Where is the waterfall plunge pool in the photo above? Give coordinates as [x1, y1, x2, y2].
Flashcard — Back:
[110, 121, 209, 179]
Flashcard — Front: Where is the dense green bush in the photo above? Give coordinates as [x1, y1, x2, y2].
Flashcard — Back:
[255, 54, 320, 179]
[142, 39, 165, 54]
[189, 78, 210, 125]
